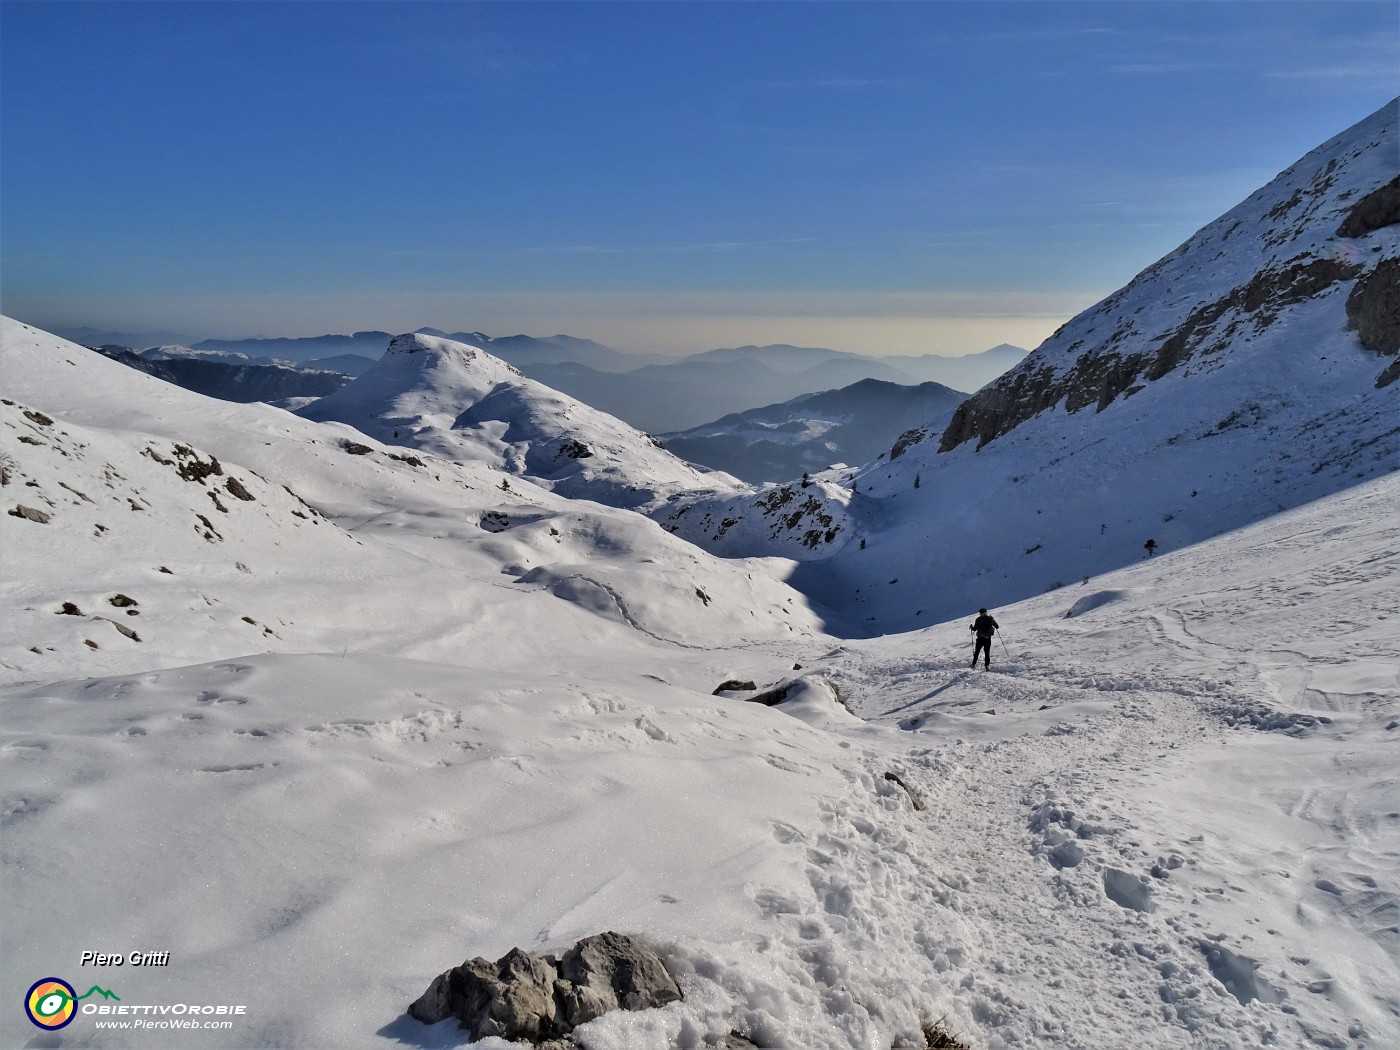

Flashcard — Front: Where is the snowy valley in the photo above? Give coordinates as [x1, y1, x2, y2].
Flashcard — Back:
[2, 100, 1398, 1050]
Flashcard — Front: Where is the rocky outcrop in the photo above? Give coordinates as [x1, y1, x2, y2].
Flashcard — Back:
[1346, 256, 1400, 356]
[1336, 175, 1400, 237]
[408, 931, 682, 1044]
[940, 258, 1368, 453]
[932, 101, 1397, 456]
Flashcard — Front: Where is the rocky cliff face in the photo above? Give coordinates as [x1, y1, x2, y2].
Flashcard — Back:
[938, 103, 1399, 455]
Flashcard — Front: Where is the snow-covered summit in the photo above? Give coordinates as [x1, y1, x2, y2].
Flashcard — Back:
[298, 331, 741, 509]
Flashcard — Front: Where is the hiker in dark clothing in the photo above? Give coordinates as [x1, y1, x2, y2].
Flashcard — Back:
[969, 608, 999, 669]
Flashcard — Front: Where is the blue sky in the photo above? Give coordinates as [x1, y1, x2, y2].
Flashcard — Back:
[2, 1, 1395, 355]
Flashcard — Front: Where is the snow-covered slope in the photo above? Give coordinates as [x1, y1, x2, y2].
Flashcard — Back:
[658, 100, 1399, 633]
[0, 318, 823, 676]
[3, 428, 1395, 1049]
[297, 331, 739, 509]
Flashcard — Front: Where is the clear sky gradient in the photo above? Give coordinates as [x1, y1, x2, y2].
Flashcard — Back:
[2, 1, 1395, 356]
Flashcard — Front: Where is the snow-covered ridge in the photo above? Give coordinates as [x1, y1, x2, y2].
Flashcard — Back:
[297, 330, 743, 509]
[937, 98, 1399, 454]
[0, 317, 824, 677]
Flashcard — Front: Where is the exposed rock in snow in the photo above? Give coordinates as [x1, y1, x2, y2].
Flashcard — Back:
[409, 932, 682, 1043]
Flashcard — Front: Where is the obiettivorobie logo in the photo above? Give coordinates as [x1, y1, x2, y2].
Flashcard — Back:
[24, 978, 120, 1029]
[22, 974, 247, 1032]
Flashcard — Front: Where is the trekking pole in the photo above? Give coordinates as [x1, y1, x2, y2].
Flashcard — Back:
[998, 633, 1011, 660]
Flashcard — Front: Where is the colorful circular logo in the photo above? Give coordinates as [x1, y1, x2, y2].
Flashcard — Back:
[25, 978, 77, 1029]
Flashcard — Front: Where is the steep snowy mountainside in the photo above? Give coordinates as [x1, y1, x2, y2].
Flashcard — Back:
[296, 331, 739, 509]
[658, 100, 1399, 632]
[661, 378, 966, 483]
[1, 318, 825, 681]
[939, 99, 1399, 453]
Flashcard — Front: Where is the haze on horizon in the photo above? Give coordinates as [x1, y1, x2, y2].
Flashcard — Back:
[1, 1, 1394, 358]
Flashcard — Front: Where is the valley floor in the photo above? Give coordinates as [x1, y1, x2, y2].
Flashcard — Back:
[3, 475, 1396, 1049]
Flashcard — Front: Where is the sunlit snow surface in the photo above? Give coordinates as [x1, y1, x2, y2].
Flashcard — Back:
[2, 318, 1398, 1049]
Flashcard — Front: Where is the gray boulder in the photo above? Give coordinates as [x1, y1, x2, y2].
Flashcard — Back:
[409, 931, 681, 1044]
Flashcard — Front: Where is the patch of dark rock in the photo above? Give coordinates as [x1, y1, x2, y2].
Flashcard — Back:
[8, 505, 50, 523]
[99, 618, 141, 642]
[1336, 175, 1400, 237]
[23, 409, 54, 426]
[889, 426, 927, 460]
[1377, 358, 1400, 389]
[108, 594, 138, 607]
[922, 1017, 972, 1049]
[84, 639, 99, 650]
[171, 444, 223, 482]
[195, 513, 222, 542]
[1346, 256, 1400, 355]
[408, 931, 681, 1044]
[712, 680, 757, 695]
[694, 588, 711, 606]
[225, 477, 256, 501]
[208, 490, 229, 513]
[387, 451, 425, 467]
[341, 440, 373, 455]
[883, 770, 927, 811]
[480, 511, 510, 533]
[1239, 258, 1362, 321]
[17, 434, 44, 446]
[58, 602, 83, 615]
[747, 684, 791, 706]
[939, 362, 1059, 452]
[558, 439, 594, 459]
[157, 565, 173, 573]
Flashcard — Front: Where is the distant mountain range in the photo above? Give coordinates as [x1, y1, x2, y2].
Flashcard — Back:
[520, 344, 1025, 432]
[61, 323, 1027, 434]
[661, 378, 967, 483]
